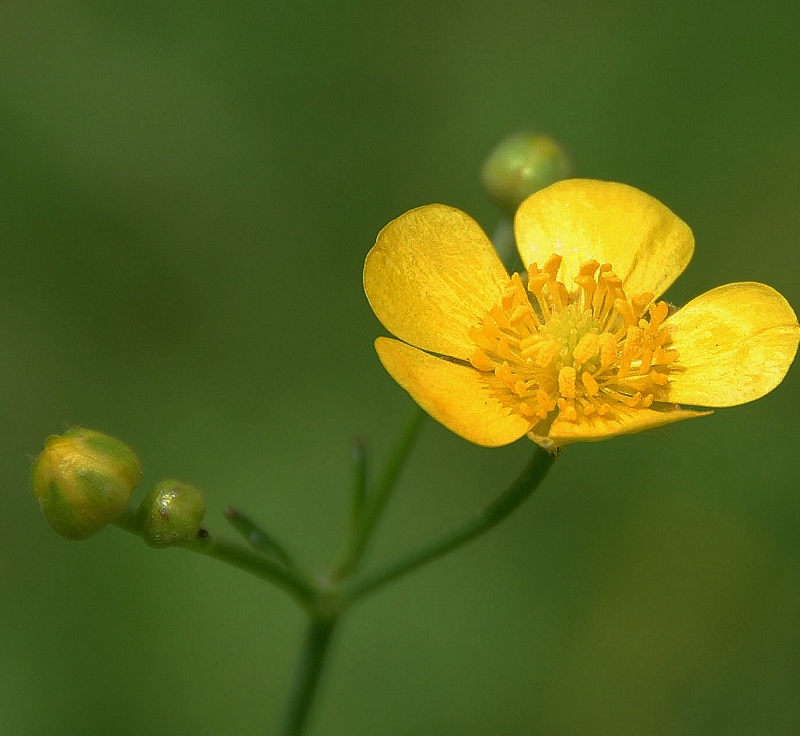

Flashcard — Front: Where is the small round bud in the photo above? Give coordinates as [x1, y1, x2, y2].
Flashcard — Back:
[137, 479, 206, 548]
[31, 428, 143, 540]
[481, 131, 574, 218]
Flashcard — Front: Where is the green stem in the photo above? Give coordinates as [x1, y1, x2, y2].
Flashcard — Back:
[114, 511, 318, 609]
[349, 437, 368, 526]
[184, 533, 318, 608]
[336, 447, 555, 607]
[333, 406, 426, 577]
[278, 615, 338, 736]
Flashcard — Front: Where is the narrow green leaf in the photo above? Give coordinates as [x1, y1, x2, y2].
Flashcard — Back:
[224, 507, 294, 566]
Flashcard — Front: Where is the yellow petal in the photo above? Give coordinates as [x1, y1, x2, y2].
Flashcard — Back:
[514, 179, 694, 299]
[375, 337, 530, 447]
[531, 404, 711, 450]
[664, 282, 800, 407]
[364, 204, 509, 361]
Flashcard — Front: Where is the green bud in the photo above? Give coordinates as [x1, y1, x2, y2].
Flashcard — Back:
[31, 428, 143, 540]
[137, 479, 206, 548]
[481, 131, 574, 218]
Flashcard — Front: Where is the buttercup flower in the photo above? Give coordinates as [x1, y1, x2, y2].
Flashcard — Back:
[364, 179, 800, 450]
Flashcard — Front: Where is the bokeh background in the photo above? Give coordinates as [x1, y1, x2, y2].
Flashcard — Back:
[2, 1, 800, 734]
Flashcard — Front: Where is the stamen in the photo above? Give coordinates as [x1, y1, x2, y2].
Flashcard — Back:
[489, 306, 510, 330]
[654, 349, 679, 365]
[632, 292, 653, 319]
[573, 333, 600, 364]
[649, 301, 669, 331]
[558, 366, 576, 399]
[467, 254, 681, 431]
[613, 298, 636, 327]
[470, 350, 494, 372]
[527, 272, 552, 320]
[650, 371, 669, 386]
[536, 389, 556, 417]
[598, 333, 617, 367]
[556, 397, 577, 421]
[581, 371, 600, 396]
[542, 254, 562, 281]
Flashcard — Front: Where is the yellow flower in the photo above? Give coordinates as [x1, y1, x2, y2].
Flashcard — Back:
[363, 179, 800, 451]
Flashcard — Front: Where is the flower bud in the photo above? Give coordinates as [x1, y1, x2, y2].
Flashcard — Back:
[481, 131, 574, 218]
[137, 479, 206, 548]
[31, 428, 142, 540]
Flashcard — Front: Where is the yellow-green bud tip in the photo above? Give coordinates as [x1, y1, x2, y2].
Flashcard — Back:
[31, 428, 143, 540]
[481, 131, 574, 218]
[137, 479, 207, 548]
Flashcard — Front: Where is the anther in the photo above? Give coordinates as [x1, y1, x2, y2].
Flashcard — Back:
[495, 362, 513, 384]
[581, 371, 600, 396]
[613, 298, 636, 327]
[557, 397, 577, 421]
[470, 350, 494, 372]
[536, 389, 556, 416]
[573, 332, 600, 364]
[649, 301, 669, 330]
[543, 254, 562, 280]
[489, 306, 510, 329]
[631, 292, 653, 318]
[650, 371, 669, 386]
[598, 333, 617, 367]
[558, 366, 576, 399]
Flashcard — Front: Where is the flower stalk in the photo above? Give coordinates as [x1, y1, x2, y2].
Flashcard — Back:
[337, 445, 555, 607]
[277, 615, 338, 736]
[272, 443, 554, 736]
[114, 509, 320, 608]
[112, 414, 552, 736]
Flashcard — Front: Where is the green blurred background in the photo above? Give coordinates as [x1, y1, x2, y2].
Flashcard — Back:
[2, 1, 800, 734]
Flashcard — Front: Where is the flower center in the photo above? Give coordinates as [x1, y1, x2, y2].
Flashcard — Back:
[468, 254, 679, 431]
